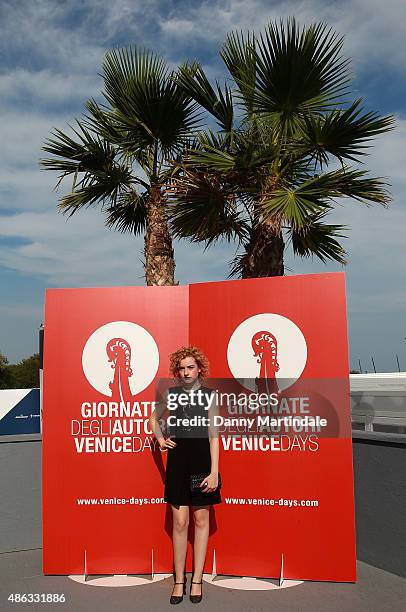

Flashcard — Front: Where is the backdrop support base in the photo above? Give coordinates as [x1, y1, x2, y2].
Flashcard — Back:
[83, 549, 88, 583]
[200, 573, 303, 591]
[69, 574, 172, 587]
[279, 553, 284, 587]
[210, 549, 217, 581]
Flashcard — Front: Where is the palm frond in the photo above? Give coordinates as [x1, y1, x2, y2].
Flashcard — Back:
[41, 120, 135, 214]
[84, 99, 126, 143]
[168, 170, 250, 245]
[57, 161, 133, 215]
[228, 251, 245, 278]
[198, 129, 230, 150]
[228, 239, 252, 278]
[299, 99, 396, 166]
[101, 47, 201, 160]
[186, 146, 236, 173]
[260, 167, 391, 229]
[175, 62, 234, 133]
[184, 123, 278, 178]
[288, 209, 348, 264]
[41, 121, 116, 177]
[105, 189, 148, 235]
[231, 123, 279, 171]
[254, 17, 352, 126]
[331, 168, 391, 205]
[221, 30, 256, 116]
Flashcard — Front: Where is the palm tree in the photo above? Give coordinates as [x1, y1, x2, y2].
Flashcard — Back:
[168, 18, 395, 278]
[40, 47, 199, 285]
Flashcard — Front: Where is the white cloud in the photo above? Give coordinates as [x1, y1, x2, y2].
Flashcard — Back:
[158, 0, 406, 76]
[0, 70, 101, 111]
[0, 205, 233, 287]
[0, 1, 104, 75]
[0, 209, 144, 286]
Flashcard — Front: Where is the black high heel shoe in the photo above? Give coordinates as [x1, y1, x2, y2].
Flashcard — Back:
[190, 580, 203, 604]
[170, 575, 187, 605]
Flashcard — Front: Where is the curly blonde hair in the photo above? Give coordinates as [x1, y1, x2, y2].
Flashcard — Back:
[169, 346, 210, 379]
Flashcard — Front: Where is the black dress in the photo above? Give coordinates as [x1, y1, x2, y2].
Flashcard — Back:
[163, 385, 222, 507]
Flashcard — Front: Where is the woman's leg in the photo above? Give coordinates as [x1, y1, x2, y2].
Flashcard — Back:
[171, 504, 189, 596]
[191, 505, 210, 596]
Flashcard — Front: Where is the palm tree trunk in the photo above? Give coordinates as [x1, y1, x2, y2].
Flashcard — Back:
[240, 223, 285, 278]
[144, 185, 176, 285]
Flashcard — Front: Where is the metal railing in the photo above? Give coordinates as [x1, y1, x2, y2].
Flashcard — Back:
[350, 373, 406, 435]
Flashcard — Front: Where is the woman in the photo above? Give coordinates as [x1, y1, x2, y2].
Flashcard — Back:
[149, 346, 221, 604]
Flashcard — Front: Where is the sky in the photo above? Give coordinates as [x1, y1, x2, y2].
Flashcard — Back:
[0, 0, 405, 372]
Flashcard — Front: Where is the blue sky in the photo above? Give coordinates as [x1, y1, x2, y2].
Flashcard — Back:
[0, 0, 406, 372]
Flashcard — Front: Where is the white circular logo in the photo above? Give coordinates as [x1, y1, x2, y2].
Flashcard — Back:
[82, 321, 159, 397]
[227, 313, 307, 392]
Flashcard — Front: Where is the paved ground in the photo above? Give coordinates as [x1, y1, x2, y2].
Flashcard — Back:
[0, 549, 405, 611]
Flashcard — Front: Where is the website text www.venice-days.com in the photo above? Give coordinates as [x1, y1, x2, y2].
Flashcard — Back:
[76, 496, 319, 508]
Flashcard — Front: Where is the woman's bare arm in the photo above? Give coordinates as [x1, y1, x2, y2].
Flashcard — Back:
[149, 388, 177, 450]
[208, 391, 220, 474]
[209, 437, 219, 474]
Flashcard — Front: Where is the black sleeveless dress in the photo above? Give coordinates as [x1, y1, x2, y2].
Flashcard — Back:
[163, 385, 222, 507]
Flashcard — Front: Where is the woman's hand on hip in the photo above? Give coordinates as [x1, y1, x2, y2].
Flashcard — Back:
[159, 437, 177, 451]
[201, 472, 218, 493]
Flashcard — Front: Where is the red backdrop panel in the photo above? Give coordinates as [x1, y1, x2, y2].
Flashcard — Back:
[42, 286, 188, 574]
[189, 272, 356, 581]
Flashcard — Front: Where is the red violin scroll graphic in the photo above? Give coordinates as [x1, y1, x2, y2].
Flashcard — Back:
[252, 330, 280, 394]
[106, 337, 133, 402]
